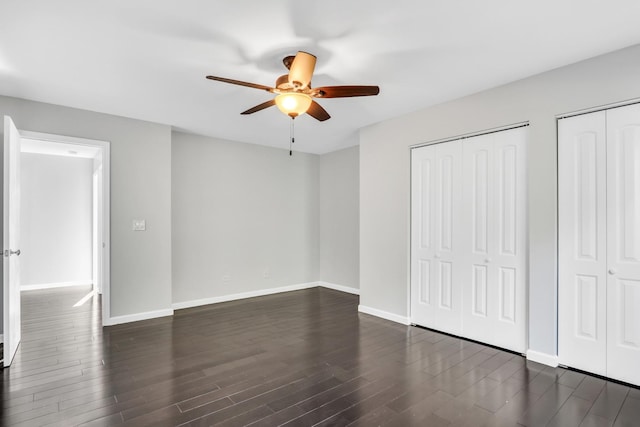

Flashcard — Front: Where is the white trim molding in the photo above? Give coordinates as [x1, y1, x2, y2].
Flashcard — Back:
[319, 282, 360, 295]
[526, 349, 559, 367]
[103, 308, 174, 326]
[358, 305, 411, 325]
[172, 282, 319, 311]
[21, 281, 92, 291]
[105, 282, 358, 327]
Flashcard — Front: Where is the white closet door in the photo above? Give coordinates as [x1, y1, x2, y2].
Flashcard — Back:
[411, 145, 438, 328]
[605, 104, 640, 385]
[411, 141, 463, 335]
[489, 128, 527, 352]
[558, 111, 607, 375]
[462, 133, 494, 345]
[462, 127, 527, 352]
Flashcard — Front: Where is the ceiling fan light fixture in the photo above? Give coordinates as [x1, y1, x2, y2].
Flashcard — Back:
[275, 92, 312, 118]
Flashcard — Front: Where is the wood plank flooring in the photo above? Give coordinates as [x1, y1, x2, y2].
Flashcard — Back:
[1, 285, 638, 426]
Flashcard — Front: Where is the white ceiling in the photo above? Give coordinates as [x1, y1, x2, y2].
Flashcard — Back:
[1, 1, 639, 154]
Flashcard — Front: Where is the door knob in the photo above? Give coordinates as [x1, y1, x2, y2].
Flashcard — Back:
[485, 258, 491, 263]
[10, 249, 20, 256]
[608, 268, 616, 275]
[434, 254, 440, 259]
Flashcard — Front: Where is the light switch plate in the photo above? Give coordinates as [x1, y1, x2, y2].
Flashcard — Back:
[132, 219, 146, 231]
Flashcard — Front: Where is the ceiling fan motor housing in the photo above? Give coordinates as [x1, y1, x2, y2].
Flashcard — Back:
[275, 74, 293, 91]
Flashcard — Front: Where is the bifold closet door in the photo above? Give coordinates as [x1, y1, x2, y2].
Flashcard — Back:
[411, 127, 527, 352]
[605, 104, 640, 385]
[410, 141, 463, 335]
[559, 104, 640, 386]
[558, 111, 608, 376]
[461, 128, 528, 352]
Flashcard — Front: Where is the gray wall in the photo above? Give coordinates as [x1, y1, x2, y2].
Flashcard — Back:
[0, 96, 172, 318]
[359, 44, 640, 357]
[171, 131, 319, 304]
[1, 95, 360, 329]
[319, 145, 359, 289]
[21, 153, 93, 287]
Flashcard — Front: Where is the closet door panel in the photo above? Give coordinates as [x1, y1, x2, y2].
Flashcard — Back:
[606, 104, 640, 386]
[433, 141, 463, 334]
[558, 111, 607, 375]
[491, 127, 527, 352]
[462, 134, 494, 344]
[461, 128, 527, 352]
[411, 141, 463, 334]
[411, 146, 437, 327]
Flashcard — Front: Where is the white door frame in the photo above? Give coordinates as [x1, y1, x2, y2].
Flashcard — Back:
[18, 130, 111, 325]
[92, 164, 104, 295]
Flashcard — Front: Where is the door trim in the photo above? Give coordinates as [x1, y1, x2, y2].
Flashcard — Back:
[409, 122, 529, 150]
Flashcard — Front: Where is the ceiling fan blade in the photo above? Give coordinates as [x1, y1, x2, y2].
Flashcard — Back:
[241, 99, 276, 115]
[307, 101, 331, 122]
[206, 75, 275, 92]
[282, 55, 295, 70]
[306, 101, 331, 122]
[288, 51, 316, 89]
[313, 85, 380, 98]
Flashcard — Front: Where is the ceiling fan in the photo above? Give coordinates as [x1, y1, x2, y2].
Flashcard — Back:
[206, 51, 380, 122]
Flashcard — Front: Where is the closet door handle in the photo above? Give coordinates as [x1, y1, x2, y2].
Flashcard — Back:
[608, 268, 616, 275]
[434, 254, 440, 259]
[485, 258, 491, 263]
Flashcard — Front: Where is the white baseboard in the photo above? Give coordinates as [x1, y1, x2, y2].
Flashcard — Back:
[172, 282, 319, 310]
[358, 304, 411, 325]
[103, 308, 174, 326]
[21, 281, 92, 291]
[526, 349, 559, 367]
[103, 282, 356, 327]
[319, 281, 360, 295]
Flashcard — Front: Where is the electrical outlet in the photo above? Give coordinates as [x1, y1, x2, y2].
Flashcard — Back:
[222, 275, 231, 282]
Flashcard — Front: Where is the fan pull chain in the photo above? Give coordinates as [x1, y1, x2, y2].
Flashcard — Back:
[289, 118, 295, 156]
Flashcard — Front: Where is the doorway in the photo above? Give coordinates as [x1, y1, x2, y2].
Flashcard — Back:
[2, 126, 110, 367]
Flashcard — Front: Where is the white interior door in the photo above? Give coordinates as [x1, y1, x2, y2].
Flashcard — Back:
[3, 115, 22, 367]
[558, 111, 607, 375]
[605, 104, 640, 385]
[490, 127, 527, 352]
[462, 133, 494, 345]
[411, 141, 463, 335]
[559, 104, 640, 386]
[411, 144, 437, 328]
[462, 127, 527, 353]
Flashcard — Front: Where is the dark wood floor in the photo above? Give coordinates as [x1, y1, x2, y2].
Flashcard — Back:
[1, 286, 638, 426]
